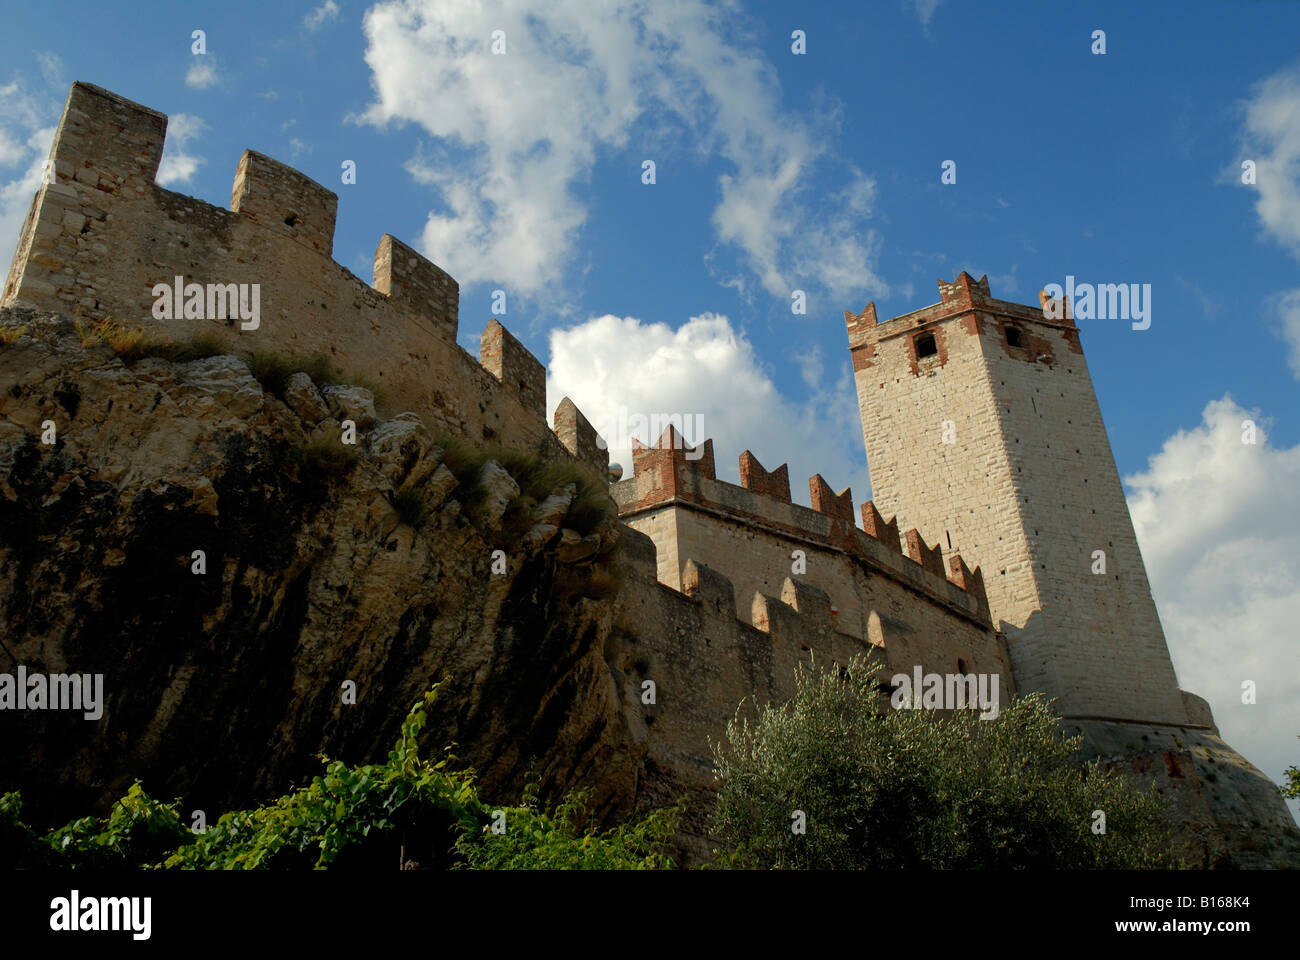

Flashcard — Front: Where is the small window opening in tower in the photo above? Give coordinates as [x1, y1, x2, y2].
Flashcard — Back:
[946, 530, 952, 549]
[1006, 326, 1023, 347]
[958, 658, 968, 674]
[284, 214, 299, 227]
[915, 332, 937, 358]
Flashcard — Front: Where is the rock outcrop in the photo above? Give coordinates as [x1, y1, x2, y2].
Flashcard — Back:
[0, 308, 641, 829]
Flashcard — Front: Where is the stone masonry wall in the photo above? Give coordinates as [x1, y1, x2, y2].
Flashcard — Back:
[2, 82, 578, 461]
[847, 273, 1188, 725]
[608, 524, 1011, 859]
[611, 429, 1014, 718]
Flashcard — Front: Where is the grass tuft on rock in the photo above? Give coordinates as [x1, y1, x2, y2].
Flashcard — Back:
[75, 316, 229, 366]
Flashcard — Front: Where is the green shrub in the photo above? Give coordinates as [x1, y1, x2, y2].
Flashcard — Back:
[167, 688, 482, 869]
[46, 783, 193, 869]
[711, 654, 1180, 869]
[1283, 735, 1299, 801]
[5, 686, 679, 870]
[0, 792, 53, 868]
[454, 787, 678, 870]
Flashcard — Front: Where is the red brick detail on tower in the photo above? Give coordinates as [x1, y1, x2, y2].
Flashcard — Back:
[739, 451, 791, 503]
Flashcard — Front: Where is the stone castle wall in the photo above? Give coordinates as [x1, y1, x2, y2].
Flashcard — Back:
[1, 82, 603, 468]
[847, 273, 1189, 726]
[611, 429, 1015, 720]
[609, 524, 1009, 856]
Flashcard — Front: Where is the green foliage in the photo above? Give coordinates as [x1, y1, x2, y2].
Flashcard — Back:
[711, 655, 1180, 869]
[4, 686, 678, 870]
[168, 688, 482, 869]
[1, 792, 53, 868]
[2, 784, 191, 869]
[46, 783, 193, 868]
[1282, 736, 1300, 801]
[454, 787, 679, 870]
[490, 449, 615, 539]
[422, 433, 617, 546]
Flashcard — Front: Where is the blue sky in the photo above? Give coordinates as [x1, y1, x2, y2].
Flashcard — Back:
[2, 1, 1297, 814]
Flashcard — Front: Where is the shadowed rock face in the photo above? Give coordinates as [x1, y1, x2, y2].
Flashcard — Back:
[0, 308, 640, 829]
[1071, 720, 1300, 870]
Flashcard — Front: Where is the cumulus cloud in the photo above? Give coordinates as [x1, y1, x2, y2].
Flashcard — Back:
[304, 0, 341, 31]
[0, 126, 55, 276]
[1240, 61, 1300, 257]
[156, 113, 206, 187]
[359, 0, 885, 301]
[0, 77, 58, 277]
[1126, 396, 1300, 813]
[185, 59, 219, 90]
[546, 311, 866, 503]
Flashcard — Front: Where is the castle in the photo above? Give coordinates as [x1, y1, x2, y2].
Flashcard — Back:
[3, 83, 1296, 865]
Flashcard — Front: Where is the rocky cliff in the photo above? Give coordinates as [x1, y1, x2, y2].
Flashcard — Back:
[0, 307, 645, 829]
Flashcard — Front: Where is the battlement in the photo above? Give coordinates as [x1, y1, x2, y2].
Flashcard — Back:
[552, 396, 610, 479]
[845, 271, 1077, 355]
[1, 81, 599, 460]
[613, 426, 990, 621]
[617, 524, 1008, 727]
[738, 450, 790, 503]
[231, 149, 338, 257]
[374, 234, 459, 340]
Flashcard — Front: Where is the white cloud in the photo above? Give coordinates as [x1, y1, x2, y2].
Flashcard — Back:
[35, 52, 64, 87]
[359, 0, 885, 301]
[1126, 396, 1300, 817]
[1240, 61, 1300, 258]
[0, 77, 58, 277]
[546, 311, 865, 504]
[304, 0, 341, 31]
[0, 125, 56, 277]
[185, 59, 219, 90]
[911, 0, 945, 28]
[156, 113, 206, 187]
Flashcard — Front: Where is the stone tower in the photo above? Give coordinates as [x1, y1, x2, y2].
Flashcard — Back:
[845, 272, 1188, 725]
